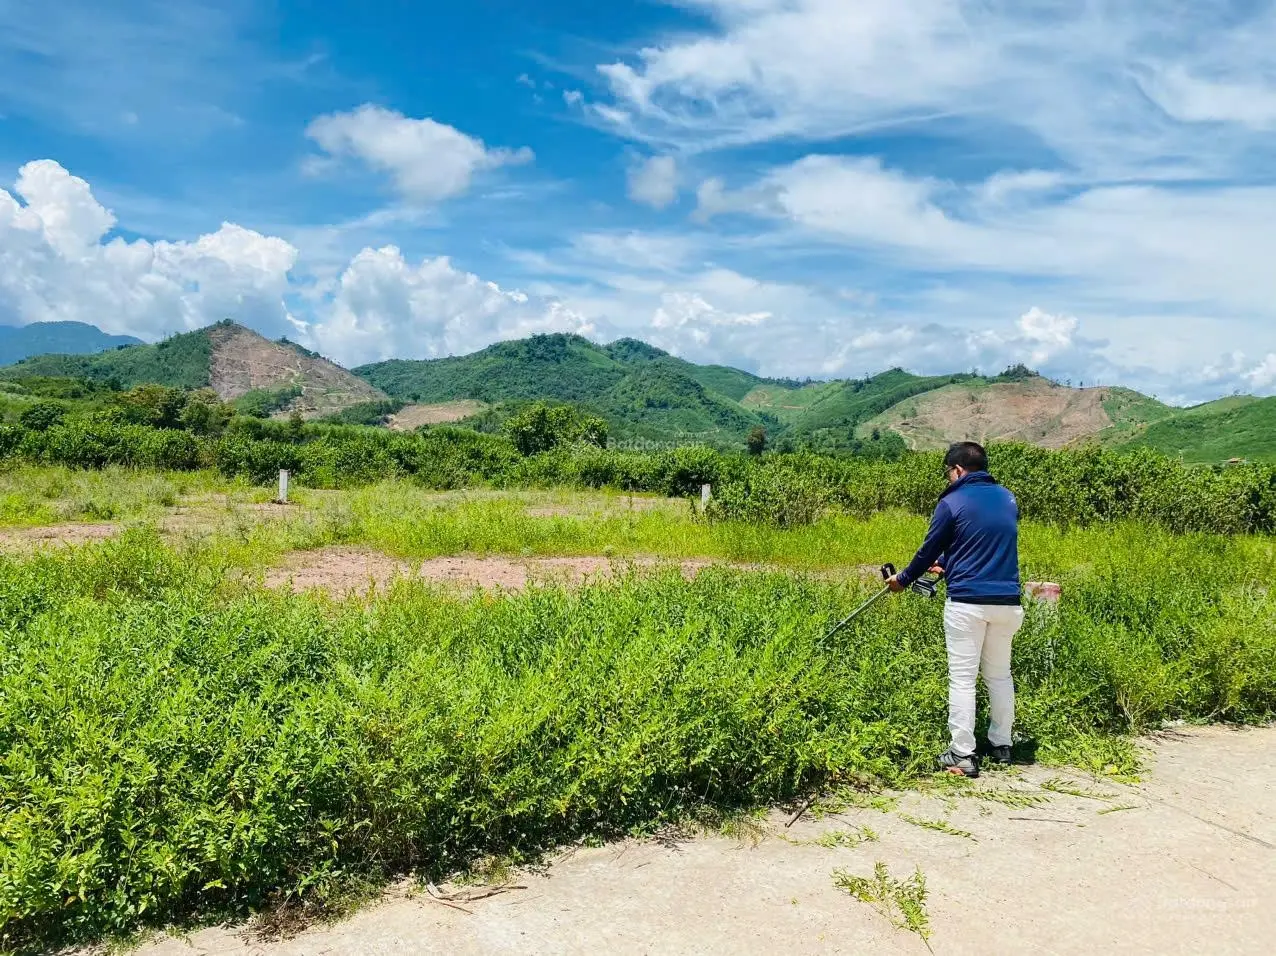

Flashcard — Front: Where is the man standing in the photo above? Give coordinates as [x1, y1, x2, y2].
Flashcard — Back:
[888, 442, 1022, 778]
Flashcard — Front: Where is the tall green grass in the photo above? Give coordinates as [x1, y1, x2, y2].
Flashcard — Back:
[1, 523, 1273, 952]
[0, 464, 256, 527]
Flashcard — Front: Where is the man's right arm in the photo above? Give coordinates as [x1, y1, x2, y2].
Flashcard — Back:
[896, 501, 955, 588]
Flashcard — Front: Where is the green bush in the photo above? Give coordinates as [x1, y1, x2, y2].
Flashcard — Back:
[114, 384, 189, 429]
[705, 466, 830, 527]
[318, 400, 405, 426]
[233, 385, 303, 419]
[1, 411, 1275, 534]
[504, 401, 608, 455]
[17, 401, 67, 432]
[178, 389, 233, 436]
[0, 530, 1272, 951]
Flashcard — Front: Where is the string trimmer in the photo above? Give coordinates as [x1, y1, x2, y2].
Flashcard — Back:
[821, 563, 939, 643]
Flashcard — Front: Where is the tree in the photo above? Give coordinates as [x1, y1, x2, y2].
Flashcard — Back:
[19, 401, 67, 432]
[179, 389, 232, 436]
[746, 426, 768, 456]
[504, 402, 608, 456]
[116, 384, 188, 428]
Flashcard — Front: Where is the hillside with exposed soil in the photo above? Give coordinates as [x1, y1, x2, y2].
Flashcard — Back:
[858, 378, 1169, 450]
[1, 321, 387, 419]
[207, 322, 386, 418]
[4, 323, 1271, 461]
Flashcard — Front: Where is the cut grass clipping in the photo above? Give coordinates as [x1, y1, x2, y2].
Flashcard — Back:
[898, 814, 977, 842]
[834, 862, 932, 943]
[1040, 777, 1120, 802]
[788, 826, 880, 849]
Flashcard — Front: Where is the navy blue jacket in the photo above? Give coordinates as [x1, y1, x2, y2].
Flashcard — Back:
[896, 471, 1021, 605]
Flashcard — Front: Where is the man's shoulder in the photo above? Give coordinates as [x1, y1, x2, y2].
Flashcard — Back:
[949, 479, 1016, 507]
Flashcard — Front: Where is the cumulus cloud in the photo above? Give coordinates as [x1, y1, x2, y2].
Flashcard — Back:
[305, 105, 534, 203]
[627, 155, 679, 208]
[1015, 307, 1079, 364]
[304, 247, 595, 367]
[651, 291, 770, 345]
[1247, 354, 1276, 390]
[4, 159, 1272, 405]
[0, 160, 298, 340]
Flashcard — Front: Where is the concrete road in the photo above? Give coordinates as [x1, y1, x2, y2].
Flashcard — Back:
[137, 725, 1273, 956]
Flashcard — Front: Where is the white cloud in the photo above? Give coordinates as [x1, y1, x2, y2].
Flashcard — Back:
[304, 247, 595, 367]
[0, 160, 298, 340]
[597, 0, 985, 150]
[691, 154, 1276, 322]
[570, 231, 694, 273]
[6, 160, 117, 255]
[1143, 68, 1276, 130]
[3, 158, 1272, 405]
[1016, 307, 1078, 360]
[651, 290, 770, 346]
[305, 105, 534, 203]
[1247, 355, 1276, 390]
[975, 170, 1066, 207]
[593, 0, 1276, 180]
[627, 155, 679, 208]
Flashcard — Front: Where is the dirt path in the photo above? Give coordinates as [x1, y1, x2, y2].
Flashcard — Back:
[136, 725, 1273, 955]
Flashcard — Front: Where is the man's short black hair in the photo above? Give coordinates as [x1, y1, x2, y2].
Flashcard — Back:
[945, 441, 988, 473]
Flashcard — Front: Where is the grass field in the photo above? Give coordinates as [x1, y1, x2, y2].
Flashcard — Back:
[1, 466, 1274, 953]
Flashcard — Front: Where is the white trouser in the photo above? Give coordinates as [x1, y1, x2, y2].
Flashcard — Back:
[943, 600, 1024, 757]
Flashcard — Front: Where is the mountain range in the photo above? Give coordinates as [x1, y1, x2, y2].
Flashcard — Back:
[0, 321, 141, 366]
[0, 320, 1271, 463]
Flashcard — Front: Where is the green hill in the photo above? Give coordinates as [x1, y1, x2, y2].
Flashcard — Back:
[0, 321, 142, 366]
[3, 327, 214, 389]
[1120, 396, 1276, 463]
[745, 369, 975, 437]
[0, 321, 384, 419]
[602, 338, 781, 402]
[357, 334, 625, 404]
[600, 362, 764, 438]
[5, 323, 1271, 460]
[356, 333, 774, 442]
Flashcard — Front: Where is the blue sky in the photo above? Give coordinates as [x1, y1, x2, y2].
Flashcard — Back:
[3, 0, 1276, 402]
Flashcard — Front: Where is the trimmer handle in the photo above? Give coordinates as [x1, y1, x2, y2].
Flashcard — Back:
[880, 562, 939, 598]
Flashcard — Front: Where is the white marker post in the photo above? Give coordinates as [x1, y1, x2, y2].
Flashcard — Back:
[278, 469, 289, 505]
[700, 483, 712, 509]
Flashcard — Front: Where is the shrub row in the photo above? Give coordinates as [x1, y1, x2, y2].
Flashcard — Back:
[2, 417, 1275, 534]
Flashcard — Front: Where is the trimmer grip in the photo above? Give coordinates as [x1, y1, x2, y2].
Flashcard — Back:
[910, 578, 938, 598]
[880, 563, 896, 580]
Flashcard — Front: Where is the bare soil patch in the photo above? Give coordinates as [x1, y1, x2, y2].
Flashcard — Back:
[0, 522, 120, 548]
[264, 548, 720, 596]
[208, 322, 385, 419]
[160, 501, 301, 536]
[0, 501, 309, 550]
[389, 401, 489, 430]
[865, 379, 1117, 450]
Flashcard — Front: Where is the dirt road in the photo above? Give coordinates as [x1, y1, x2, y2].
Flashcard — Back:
[137, 725, 1273, 955]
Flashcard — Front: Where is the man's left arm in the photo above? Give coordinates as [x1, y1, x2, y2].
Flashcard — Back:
[894, 501, 954, 589]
